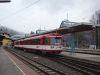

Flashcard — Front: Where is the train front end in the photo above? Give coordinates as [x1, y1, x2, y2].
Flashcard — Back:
[45, 33, 64, 54]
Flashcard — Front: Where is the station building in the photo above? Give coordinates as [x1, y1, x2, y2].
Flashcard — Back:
[0, 33, 12, 47]
[44, 20, 100, 49]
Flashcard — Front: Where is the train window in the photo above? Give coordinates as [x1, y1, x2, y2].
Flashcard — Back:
[50, 37, 61, 44]
[44, 38, 49, 45]
[33, 39, 35, 44]
[33, 38, 40, 44]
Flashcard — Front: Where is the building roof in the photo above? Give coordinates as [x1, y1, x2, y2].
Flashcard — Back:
[60, 19, 80, 28]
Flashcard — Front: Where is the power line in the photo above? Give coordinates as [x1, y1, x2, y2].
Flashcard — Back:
[0, 0, 40, 22]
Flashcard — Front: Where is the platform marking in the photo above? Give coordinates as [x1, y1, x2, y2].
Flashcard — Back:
[3, 49, 26, 75]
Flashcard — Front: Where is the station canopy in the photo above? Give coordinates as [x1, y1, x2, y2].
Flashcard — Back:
[44, 23, 96, 34]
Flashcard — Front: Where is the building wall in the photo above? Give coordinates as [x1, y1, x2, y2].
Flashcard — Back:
[2, 38, 12, 47]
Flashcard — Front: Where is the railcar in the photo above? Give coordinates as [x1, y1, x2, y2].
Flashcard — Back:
[14, 33, 64, 54]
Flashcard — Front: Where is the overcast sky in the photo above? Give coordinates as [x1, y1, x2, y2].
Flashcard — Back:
[0, 0, 100, 33]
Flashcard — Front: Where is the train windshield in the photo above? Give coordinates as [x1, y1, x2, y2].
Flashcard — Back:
[50, 37, 62, 44]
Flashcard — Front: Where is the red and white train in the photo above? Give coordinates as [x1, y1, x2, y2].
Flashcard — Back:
[14, 33, 64, 54]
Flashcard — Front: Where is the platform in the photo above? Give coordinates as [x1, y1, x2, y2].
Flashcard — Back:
[0, 47, 23, 75]
[0, 47, 38, 75]
[61, 52, 100, 63]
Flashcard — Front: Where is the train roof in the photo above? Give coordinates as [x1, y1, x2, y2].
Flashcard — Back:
[15, 33, 62, 42]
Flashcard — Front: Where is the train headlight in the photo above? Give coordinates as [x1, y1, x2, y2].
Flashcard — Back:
[51, 46, 54, 48]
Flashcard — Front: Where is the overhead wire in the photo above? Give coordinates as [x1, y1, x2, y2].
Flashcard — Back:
[0, 0, 40, 22]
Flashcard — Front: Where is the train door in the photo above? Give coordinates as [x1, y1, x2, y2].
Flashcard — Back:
[42, 37, 46, 50]
[41, 37, 46, 53]
[42, 37, 50, 52]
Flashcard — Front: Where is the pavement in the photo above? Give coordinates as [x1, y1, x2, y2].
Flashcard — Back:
[0, 47, 38, 75]
[0, 47, 23, 75]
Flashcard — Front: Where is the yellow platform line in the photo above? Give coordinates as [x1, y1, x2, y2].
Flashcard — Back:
[3, 49, 26, 75]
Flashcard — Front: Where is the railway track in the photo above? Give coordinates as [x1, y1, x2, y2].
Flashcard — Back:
[5, 47, 100, 75]
[49, 55, 100, 75]
[5, 48, 68, 75]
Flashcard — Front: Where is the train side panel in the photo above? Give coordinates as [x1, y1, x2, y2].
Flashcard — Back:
[14, 33, 64, 54]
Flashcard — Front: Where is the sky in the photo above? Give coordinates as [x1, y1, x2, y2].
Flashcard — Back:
[0, 0, 100, 33]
